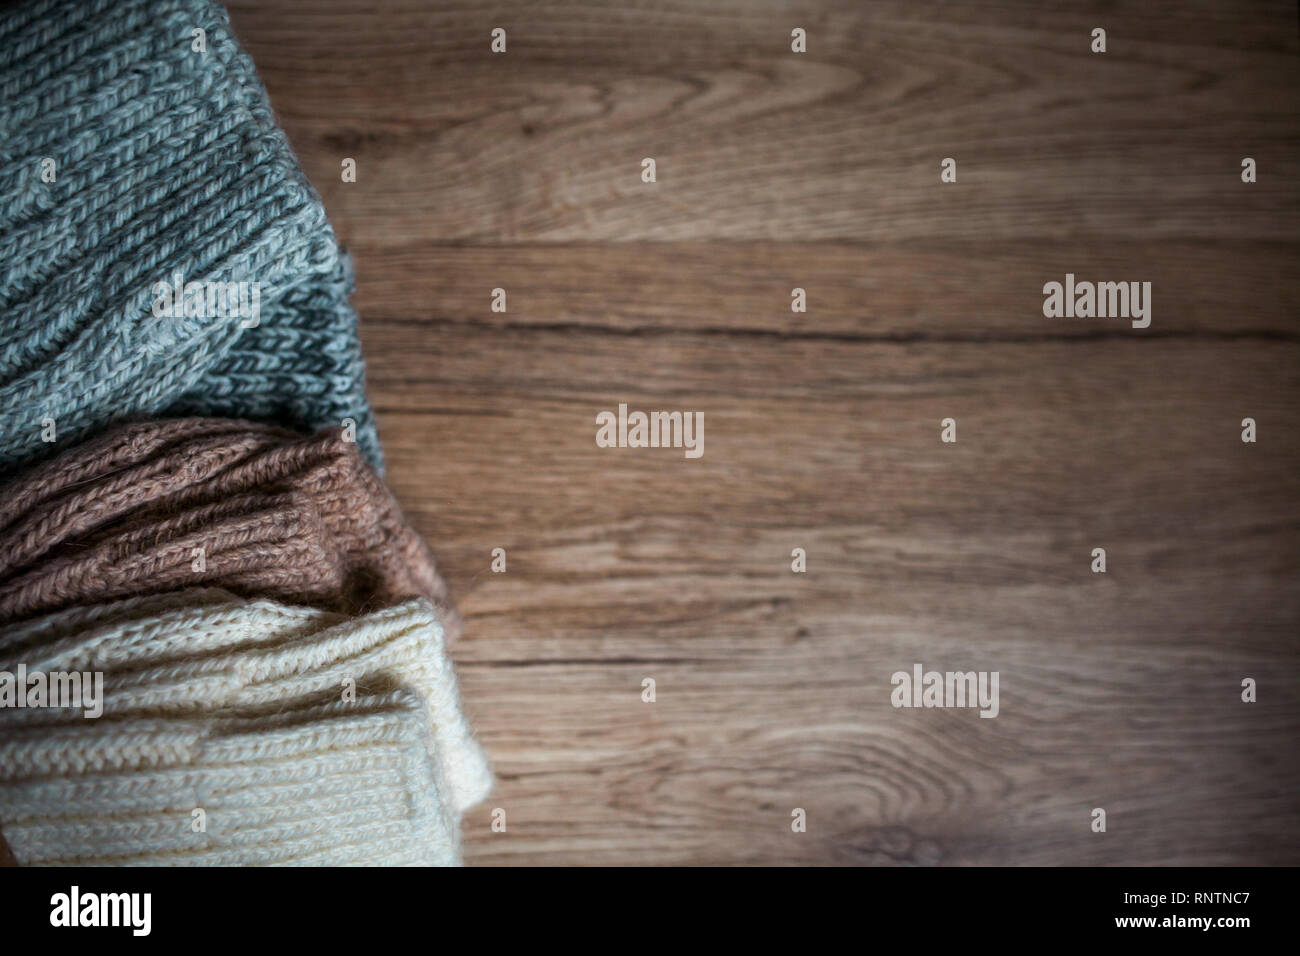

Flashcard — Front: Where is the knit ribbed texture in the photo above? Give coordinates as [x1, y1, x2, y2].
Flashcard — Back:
[1, 695, 456, 866]
[0, 591, 492, 865]
[0, 0, 484, 867]
[0, 0, 380, 473]
[0, 419, 458, 637]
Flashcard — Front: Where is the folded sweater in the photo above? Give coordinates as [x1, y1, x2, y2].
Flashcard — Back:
[0, 0, 380, 472]
[1, 693, 461, 865]
[0, 419, 458, 639]
[0, 591, 491, 865]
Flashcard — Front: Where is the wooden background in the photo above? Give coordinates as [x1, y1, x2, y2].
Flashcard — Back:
[227, 0, 1300, 865]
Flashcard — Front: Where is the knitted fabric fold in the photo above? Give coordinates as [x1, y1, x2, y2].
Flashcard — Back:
[1, 693, 462, 865]
[0, 591, 492, 866]
[0, 0, 380, 473]
[0, 419, 458, 639]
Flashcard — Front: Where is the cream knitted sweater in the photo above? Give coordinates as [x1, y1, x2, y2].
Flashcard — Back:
[0, 590, 491, 865]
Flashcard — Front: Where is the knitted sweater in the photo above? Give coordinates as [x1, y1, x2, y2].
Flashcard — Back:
[0, 0, 380, 473]
[0, 419, 457, 636]
[0, 590, 491, 865]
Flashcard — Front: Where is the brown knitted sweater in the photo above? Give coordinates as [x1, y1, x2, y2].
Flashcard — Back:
[0, 419, 458, 636]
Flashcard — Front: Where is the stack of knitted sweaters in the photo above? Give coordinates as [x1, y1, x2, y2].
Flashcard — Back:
[0, 0, 488, 865]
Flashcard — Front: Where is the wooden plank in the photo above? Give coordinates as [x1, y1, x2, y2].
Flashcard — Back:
[348, 241, 1300, 337]
[228, 0, 1300, 245]
[370, 327, 1300, 645]
[451, 639, 1296, 865]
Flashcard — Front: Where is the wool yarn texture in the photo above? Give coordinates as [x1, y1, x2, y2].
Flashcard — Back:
[0, 419, 459, 639]
[0, 0, 483, 867]
[0, 0, 380, 473]
[0, 590, 492, 865]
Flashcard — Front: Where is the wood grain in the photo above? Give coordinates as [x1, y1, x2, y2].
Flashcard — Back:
[228, 0, 1300, 865]
[233, 0, 1300, 244]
